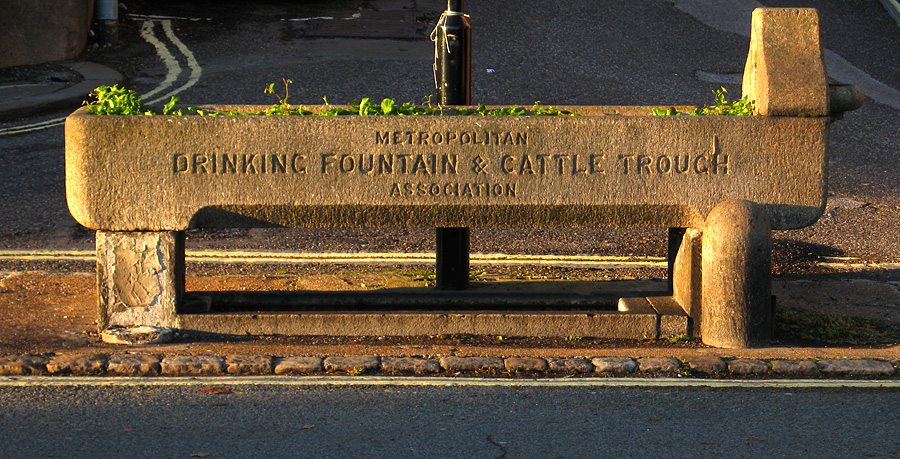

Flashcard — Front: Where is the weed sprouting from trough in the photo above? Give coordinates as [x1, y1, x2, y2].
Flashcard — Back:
[651, 87, 755, 116]
[82, 80, 574, 117]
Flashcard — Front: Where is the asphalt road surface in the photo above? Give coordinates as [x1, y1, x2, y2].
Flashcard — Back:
[1, 378, 899, 458]
[0, 0, 898, 270]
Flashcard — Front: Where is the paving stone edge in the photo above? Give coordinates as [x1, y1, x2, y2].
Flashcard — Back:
[1, 354, 898, 378]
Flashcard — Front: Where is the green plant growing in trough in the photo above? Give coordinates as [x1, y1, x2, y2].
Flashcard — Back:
[84, 85, 184, 115]
[651, 87, 755, 116]
[82, 80, 574, 117]
[83, 85, 151, 115]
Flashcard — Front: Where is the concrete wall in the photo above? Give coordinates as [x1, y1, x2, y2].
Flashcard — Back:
[0, 0, 93, 68]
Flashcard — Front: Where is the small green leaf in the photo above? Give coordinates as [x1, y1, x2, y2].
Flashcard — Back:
[381, 98, 394, 115]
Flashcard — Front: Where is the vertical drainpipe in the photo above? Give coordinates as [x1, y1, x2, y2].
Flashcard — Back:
[434, 0, 471, 290]
[97, 0, 119, 45]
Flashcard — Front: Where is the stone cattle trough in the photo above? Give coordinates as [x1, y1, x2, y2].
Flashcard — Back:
[66, 9, 862, 348]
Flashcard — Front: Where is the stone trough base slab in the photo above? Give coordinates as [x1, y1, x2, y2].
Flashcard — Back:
[176, 310, 686, 339]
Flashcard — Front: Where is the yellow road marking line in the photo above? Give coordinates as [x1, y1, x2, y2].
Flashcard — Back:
[1, 376, 898, 388]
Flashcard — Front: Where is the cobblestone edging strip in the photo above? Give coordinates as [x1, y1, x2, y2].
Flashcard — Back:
[0, 354, 897, 378]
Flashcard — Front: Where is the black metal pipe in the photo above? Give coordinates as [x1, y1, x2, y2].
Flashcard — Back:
[434, 0, 471, 106]
[434, 0, 472, 290]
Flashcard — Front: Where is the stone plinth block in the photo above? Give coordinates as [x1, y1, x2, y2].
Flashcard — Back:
[701, 200, 772, 348]
[742, 8, 828, 116]
[96, 231, 184, 329]
[66, 107, 828, 232]
[101, 326, 174, 345]
[176, 312, 659, 340]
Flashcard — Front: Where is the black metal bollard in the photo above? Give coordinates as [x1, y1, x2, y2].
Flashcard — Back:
[434, 0, 471, 290]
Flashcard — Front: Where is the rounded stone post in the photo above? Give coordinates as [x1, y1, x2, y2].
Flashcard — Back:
[701, 200, 772, 348]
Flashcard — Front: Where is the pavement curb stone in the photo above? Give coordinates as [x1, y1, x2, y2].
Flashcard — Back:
[107, 353, 161, 376]
[323, 356, 380, 373]
[225, 355, 274, 375]
[382, 356, 442, 374]
[274, 356, 323, 374]
[591, 357, 637, 374]
[727, 358, 770, 375]
[0, 354, 897, 378]
[0, 355, 47, 375]
[683, 355, 728, 374]
[46, 354, 107, 375]
[637, 357, 682, 372]
[504, 357, 549, 372]
[769, 360, 820, 375]
[440, 356, 505, 372]
[818, 359, 896, 376]
[547, 358, 594, 373]
[161, 355, 226, 376]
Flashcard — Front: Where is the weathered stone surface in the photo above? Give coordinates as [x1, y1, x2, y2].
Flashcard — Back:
[66, 107, 828, 232]
[742, 8, 828, 116]
[381, 357, 442, 374]
[702, 200, 772, 348]
[591, 357, 637, 374]
[46, 354, 107, 375]
[683, 355, 728, 374]
[101, 326, 175, 345]
[178, 311, 657, 340]
[440, 356, 504, 372]
[107, 353, 162, 376]
[504, 357, 549, 372]
[769, 360, 818, 374]
[96, 231, 183, 329]
[274, 356, 323, 374]
[818, 359, 895, 376]
[637, 357, 682, 373]
[161, 355, 225, 376]
[727, 358, 770, 374]
[546, 358, 594, 373]
[672, 228, 702, 328]
[323, 355, 380, 373]
[0, 355, 47, 375]
[0, 0, 91, 67]
[225, 354, 274, 375]
[646, 296, 691, 338]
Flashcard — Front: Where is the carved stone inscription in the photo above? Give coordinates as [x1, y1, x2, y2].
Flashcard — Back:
[169, 129, 730, 203]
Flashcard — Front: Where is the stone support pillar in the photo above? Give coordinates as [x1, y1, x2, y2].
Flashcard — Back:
[672, 228, 702, 333]
[96, 231, 184, 329]
[701, 200, 772, 348]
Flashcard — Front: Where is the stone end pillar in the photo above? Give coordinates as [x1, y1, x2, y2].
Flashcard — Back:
[97, 231, 184, 330]
[742, 8, 828, 116]
[701, 200, 772, 348]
